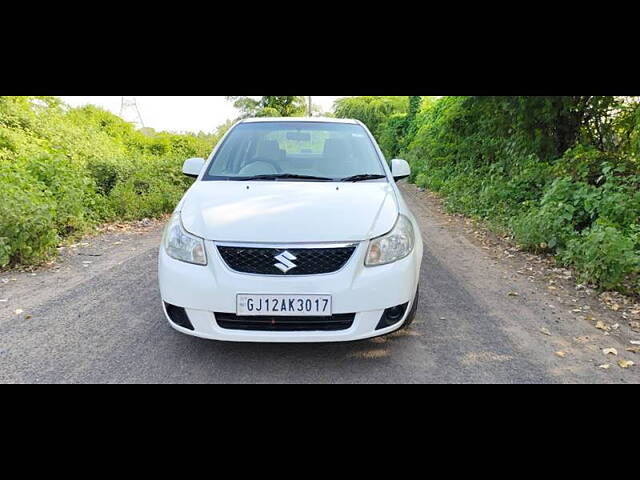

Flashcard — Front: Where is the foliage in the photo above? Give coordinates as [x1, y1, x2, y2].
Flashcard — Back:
[561, 224, 639, 289]
[0, 96, 217, 267]
[377, 113, 408, 159]
[510, 178, 598, 251]
[226, 96, 307, 118]
[333, 96, 408, 139]
[341, 95, 640, 294]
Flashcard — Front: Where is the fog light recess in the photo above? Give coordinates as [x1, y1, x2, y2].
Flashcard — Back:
[164, 302, 194, 331]
[376, 302, 409, 330]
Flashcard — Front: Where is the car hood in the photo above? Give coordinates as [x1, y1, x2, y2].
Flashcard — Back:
[180, 181, 399, 243]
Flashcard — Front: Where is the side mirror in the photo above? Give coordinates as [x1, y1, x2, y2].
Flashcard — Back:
[390, 159, 411, 182]
[182, 157, 205, 178]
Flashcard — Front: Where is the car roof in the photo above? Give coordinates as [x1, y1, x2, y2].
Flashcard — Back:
[240, 117, 358, 124]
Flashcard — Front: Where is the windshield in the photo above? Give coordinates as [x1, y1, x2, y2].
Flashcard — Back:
[203, 121, 386, 181]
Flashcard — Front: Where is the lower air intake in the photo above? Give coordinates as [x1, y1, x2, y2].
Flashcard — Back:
[215, 312, 355, 332]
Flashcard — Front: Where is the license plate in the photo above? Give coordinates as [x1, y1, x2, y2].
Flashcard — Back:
[236, 294, 332, 316]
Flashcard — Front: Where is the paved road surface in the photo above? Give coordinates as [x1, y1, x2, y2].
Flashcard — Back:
[1, 184, 638, 383]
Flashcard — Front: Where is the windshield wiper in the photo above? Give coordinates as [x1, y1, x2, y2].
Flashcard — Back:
[235, 173, 335, 182]
[339, 174, 386, 182]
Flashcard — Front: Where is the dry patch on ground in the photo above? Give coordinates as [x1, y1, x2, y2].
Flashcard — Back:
[460, 351, 514, 366]
[348, 348, 391, 360]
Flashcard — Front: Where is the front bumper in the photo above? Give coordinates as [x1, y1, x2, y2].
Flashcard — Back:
[158, 239, 422, 343]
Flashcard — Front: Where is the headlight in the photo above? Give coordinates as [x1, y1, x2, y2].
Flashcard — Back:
[163, 211, 207, 265]
[365, 214, 415, 266]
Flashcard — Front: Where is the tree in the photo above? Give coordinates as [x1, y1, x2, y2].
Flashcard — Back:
[333, 96, 408, 135]
[401, 96, 422, 143]
[225, 96, 306, 119]
[225, 96, 260, 119]
[407, 96, 421, 122]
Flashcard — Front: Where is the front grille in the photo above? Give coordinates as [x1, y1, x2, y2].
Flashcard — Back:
[215, 312, 355, 332]
[217, 244, 357, 275]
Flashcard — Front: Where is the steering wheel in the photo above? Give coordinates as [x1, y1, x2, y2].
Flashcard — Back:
[240, 157, 283, 174]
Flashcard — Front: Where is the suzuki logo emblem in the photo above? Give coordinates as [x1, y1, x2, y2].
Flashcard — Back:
[274, 251, 297, 273]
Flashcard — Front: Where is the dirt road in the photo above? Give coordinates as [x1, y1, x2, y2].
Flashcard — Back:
[1, 184, 638, 383]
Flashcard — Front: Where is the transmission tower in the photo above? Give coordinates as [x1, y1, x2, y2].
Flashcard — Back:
[119, 97, 144, 129]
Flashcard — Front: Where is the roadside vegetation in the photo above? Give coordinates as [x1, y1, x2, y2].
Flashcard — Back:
[0, 95, 328, 268]
[335, 96, 640, 295]
[4, 95, 638, 295]
[0, 96, 220, 267]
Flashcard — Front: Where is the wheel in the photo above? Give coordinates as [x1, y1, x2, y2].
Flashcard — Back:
[401, 287, 419, 329]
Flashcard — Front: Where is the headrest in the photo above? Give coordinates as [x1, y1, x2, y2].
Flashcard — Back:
[256, 139, 281, 160]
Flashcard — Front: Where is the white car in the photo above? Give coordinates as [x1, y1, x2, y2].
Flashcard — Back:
[158, 117, 423, 342]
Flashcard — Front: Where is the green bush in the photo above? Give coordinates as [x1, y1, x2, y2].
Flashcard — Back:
[595, 173, 640, 230]
[0, 167, 59, 265]
[86, 157, 125, 196]
[23, 153, 101, 235]
[333, 96, 408, 137]
[108, 156, 191, 220]
[349, 95, 640, 294]
[0, 96, 216, 267]
[561, 224, 639, 289]
[378, 113, 408, 159]
[511, 178, 599, 250]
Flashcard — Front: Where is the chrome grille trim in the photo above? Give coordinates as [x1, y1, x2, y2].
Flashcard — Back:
[214, 241, 359, 249]
[214, 241, 360, 276]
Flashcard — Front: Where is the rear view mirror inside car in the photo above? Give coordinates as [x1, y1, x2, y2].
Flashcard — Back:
[286, 131, 311, 142]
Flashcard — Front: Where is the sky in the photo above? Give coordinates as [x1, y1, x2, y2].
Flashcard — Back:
[59, 96, 346, 134]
